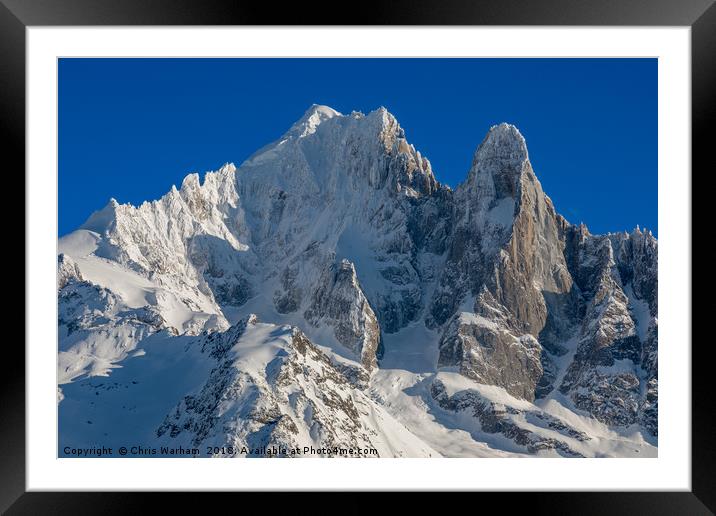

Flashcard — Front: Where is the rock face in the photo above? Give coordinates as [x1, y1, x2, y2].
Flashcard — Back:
[304, 259, 381, 371]
[438, 312, 543, 401]
[559, 226, 658, 432]
[57, 105, 657, 456]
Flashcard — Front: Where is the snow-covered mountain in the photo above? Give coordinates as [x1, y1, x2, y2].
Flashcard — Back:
[58, 105, 657, 457]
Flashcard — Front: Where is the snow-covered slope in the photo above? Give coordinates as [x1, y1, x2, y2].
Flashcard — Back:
[58, 105, 657, 457]
[60, 315, 437, 457]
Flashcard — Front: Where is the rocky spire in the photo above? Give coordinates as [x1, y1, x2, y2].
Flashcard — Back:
[466, 122, 529, 199]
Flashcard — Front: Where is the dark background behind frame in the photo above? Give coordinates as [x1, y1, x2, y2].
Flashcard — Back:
[2, 0, 714, 513]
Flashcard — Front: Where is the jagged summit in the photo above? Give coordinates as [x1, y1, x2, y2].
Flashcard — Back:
[284, 104, 404, 141]
[177, 163, 237, 192]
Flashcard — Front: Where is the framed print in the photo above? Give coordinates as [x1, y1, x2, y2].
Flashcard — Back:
[3, 0, 714, 512]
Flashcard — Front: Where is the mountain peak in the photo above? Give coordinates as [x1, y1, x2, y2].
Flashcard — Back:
[180, 173, 201, 191]
[366, 106, 398, 127]
[463, 123, 530, 202]
[80, 197, 120, 234]
[477, 123, 528, 164]
[286, 104, 342, 138]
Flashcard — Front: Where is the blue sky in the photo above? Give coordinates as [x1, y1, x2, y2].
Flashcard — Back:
[59, 58, 657, 237]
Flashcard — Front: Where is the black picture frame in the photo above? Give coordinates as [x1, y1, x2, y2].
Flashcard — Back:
[3, 0, 713, 512]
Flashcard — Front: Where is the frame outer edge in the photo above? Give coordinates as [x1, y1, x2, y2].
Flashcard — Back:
[0, 0, 715, 26]
[0, 0, 27, 513]
[691, 1, 716, 513]
[3, 0, 712, 511]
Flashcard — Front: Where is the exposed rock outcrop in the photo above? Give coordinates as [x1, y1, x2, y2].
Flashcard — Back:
[304, 259, 381, 371]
